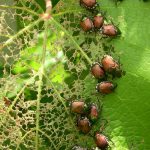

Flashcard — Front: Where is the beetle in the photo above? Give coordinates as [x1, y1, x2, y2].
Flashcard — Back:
[77, 116, 91, 134]
[95, 132, 109, 150]
[70, 101, 88, 114]
[101, 24, 121, 37]
[96, 81, 117, 94]
[80, 17, 94, 32]
[93, 13, 104, 29]
[80, 0, 97, 10]
[91, 62, 105, 79]
[101, 55, 120, 75]
[88, 104, 99, 122]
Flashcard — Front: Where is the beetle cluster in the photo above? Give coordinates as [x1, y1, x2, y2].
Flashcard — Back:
[91, 54, 123, 94]
[80, 0, 121, 37]
[70, 0, 124, 149]
[80, 14, 120, 37]
[70, 100, 110, 150]
[70, 101, 99, 133]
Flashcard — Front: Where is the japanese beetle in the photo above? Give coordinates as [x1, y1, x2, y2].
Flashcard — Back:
[80, 0, 97, 10]
[70, 101, 88, 114]
[91, 63, 105, 79]
[101, 55, 120, 75]
[77, 116, 91, 134]
[88, 104, 99, 122]
[93, 13, 104, 29]
[96, 81, 117, 94]
[101, 24, 121, 37]
[80, 17, 94, 32]
[95, 132, 109, 150]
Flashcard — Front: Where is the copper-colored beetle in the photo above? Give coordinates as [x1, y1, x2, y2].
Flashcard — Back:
[70, 101, 87, 114]
[95, 132, 109, 149]
[102, 24, 121, 36]
[77, 116, 91, 134]
[80, 0, 97, 9]
[96, 81, 117, 94]
[93, 13, 104, 29]
[80, 17, 93, 32]
[91, 63, 105, 79]
[101, 55, 119, 73]
[88, 104, 99, 122]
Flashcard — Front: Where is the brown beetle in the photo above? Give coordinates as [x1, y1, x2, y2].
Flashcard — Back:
[101, 55, 120, 74]
[101, 24, 121, 36]
[96, 81, 117, 94]
[70, 101, 87, 114]
[80, 17, 93, 32]
[77, 116, 91, 134]
[93, 13, 104, 29]
[80, 0, 97, 9]
[91, 63, 105, 79]
[88, 104, 99, 122]
[95, 132, 109, 149]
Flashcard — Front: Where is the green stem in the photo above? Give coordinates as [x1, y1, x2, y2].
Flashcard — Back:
[35, 68, 43, 150]
[0, 34, 13, 38]
[52, 9, 83, 17]
[0, 17, 43, 52]
[0, 5, 39, 16]
[35, 21, 48, 150]
[51, 18, 93, 65]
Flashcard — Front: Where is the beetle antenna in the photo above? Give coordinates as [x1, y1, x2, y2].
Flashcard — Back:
[96, 97, 103, 111]
[110, 45, 115, 53]
[105, 135, 116, 148]
[96, 2, 100, 12]
[99, 118, 109, 132]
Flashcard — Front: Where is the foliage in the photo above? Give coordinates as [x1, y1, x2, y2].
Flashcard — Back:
[0, 0, 150, 150]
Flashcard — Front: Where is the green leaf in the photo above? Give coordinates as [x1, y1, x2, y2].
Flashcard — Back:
[1, 0, 149, 149]
[100, 0, 150, 149]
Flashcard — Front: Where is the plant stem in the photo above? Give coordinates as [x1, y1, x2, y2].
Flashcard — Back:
[51, 18, 93, 65]
[45, 0, 52, 14]
[35, 68, 43, 150]
[52, 9, 83, 17]
[35, 21, 48, 150]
